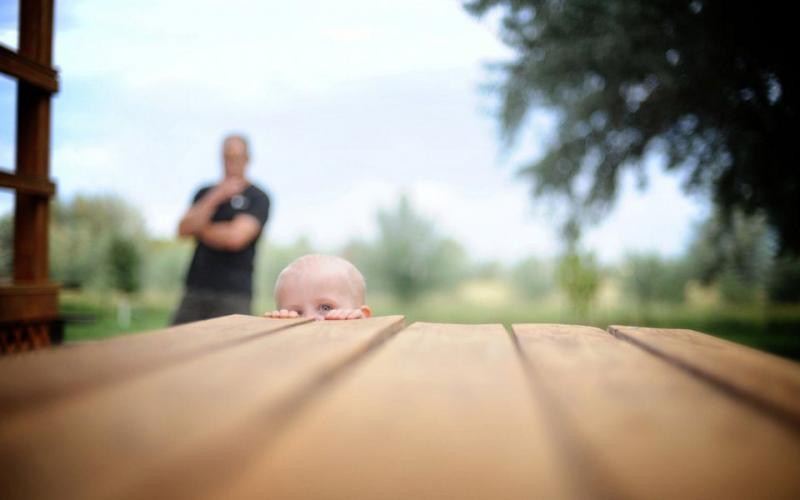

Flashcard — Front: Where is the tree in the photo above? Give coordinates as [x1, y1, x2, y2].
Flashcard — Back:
[556, 251, 600, 315]
[686, 209, 773, 303]
[50, 194, 147, 290]
[108, 235, 142, 295]
[511, 256, 553, 299]
[621, 253, 688, 306]
[108, 235, 143, 328]
[350, 195, 468, 302]
[0, 214, 10, 280]
[465, 0, 799, 254]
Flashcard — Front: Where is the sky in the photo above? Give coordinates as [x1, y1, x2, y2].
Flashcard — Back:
[0, 0, 708, 263]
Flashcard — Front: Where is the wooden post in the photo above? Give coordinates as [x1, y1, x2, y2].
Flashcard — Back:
[0, 0, 59, 353]
[14, 0, 54, 283]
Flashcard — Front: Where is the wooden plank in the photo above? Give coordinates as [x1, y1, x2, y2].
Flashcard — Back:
[0, 314, 308, 415]
[609, 325, 800, 428]
[0, 44, 59, 93]
[0, 316, 404, 500]
[0, 168, 56, 196]
[513, 324, 800, 500]
[0, 283, 58, 323]
[215, 322, 572, 500]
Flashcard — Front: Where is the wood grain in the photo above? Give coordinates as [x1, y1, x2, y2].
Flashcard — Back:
[0, 316, 403, 500]
[215, 322, 573, 500]
[514, 324, 800, 500]
[0, 45, 59, 93]
[0, 315, 308, 414]
[609, 325, 800, 428]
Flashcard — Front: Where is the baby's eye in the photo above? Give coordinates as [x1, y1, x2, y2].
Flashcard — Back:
[318, 304, 334, 312]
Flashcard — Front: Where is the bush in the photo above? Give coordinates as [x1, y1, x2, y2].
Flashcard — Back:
[622, 253, 688, 305]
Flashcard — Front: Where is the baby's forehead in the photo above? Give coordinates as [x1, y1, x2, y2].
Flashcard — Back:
[275, 255, 365, 304]
[278, 264, 354, 293]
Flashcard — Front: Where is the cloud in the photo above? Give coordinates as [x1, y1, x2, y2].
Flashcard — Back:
[36, 0, 708, 266]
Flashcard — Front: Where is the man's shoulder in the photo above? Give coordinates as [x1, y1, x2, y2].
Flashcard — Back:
[245, 183, 270, 202]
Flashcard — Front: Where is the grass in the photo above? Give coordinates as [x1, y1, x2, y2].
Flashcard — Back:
[60, 291, 175, 341]
[59, 288, 800, 362]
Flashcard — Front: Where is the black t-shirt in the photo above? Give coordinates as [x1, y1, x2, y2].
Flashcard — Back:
[184, 183, 270, 296]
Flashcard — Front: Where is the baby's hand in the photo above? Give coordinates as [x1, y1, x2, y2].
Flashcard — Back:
[324, 309, 366, 320]
[264, 309, 299, 319]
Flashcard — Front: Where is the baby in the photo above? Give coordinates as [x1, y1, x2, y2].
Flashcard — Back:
[265, 254, 372, 321]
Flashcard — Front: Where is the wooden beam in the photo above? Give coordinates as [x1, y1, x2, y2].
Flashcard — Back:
[0, 168, 55, 197]
[13, 0, 56, 284]
[0, 44, 59, 93]
[19, 0, 54, 65]
[0, 283, 58, 322]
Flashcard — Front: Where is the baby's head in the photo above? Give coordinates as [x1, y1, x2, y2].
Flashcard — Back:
[273, 254, 371, 320]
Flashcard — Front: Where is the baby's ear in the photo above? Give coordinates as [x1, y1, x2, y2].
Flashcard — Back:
[360, 305, 372, 318]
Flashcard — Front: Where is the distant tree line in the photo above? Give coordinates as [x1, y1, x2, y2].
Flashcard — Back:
[2, 193, 798, 311]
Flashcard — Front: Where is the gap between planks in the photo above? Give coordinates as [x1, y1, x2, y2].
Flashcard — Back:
[512, 323, 800, 500]
[0, 315, 404, 500]
[609, 325, 800, 434]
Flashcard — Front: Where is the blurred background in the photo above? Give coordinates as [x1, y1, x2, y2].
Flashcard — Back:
[1, 0, 798, 359]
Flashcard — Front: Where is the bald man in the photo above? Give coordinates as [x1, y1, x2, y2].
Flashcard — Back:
[172, 134, 271, 324]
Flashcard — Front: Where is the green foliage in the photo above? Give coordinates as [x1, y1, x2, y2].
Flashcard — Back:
[140, 239, 193, 294]
[470, 260, 507, 281]
[347, 195, 469, 303]
[108, 235, 142, 294]
[50, 194, 147, 290]
[686, 209, 773, 303]
[621, 253, 688, 306]
[0, 214, 10, 280]
[465, 0, 800, 254]
[767, 257, 800, 304]
[511, 256, 553, 299]
[556, 251, 600, 315]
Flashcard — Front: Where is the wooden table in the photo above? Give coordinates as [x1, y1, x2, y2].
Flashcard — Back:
[1, 315, 799, 499]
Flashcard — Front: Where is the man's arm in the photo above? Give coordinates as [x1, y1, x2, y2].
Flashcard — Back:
[177, 178, 248, 237]
[197, 214, 262, 251]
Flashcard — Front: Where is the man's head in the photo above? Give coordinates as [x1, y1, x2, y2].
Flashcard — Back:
[274, 254, 371, 320]
[222, 134, 250, 179]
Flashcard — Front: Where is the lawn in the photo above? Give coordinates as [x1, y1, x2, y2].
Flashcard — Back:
[59, 289, 800, 362]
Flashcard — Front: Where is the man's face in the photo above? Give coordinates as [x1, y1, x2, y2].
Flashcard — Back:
[223, 138, 249, 178]
[275, 267, 361, 320]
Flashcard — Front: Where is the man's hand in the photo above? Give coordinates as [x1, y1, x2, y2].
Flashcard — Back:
[210, 177, 248, 203]
[177, 177, 249, 237]
[264, 309, 300, 319]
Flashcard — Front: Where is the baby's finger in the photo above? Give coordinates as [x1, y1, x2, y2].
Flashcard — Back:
[279, 309, 292, 318]
[346, 310, 363, 319]
[264, 310, 280, 318]
[288, 310, 299, 318]
[325, 309, 345, 320]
